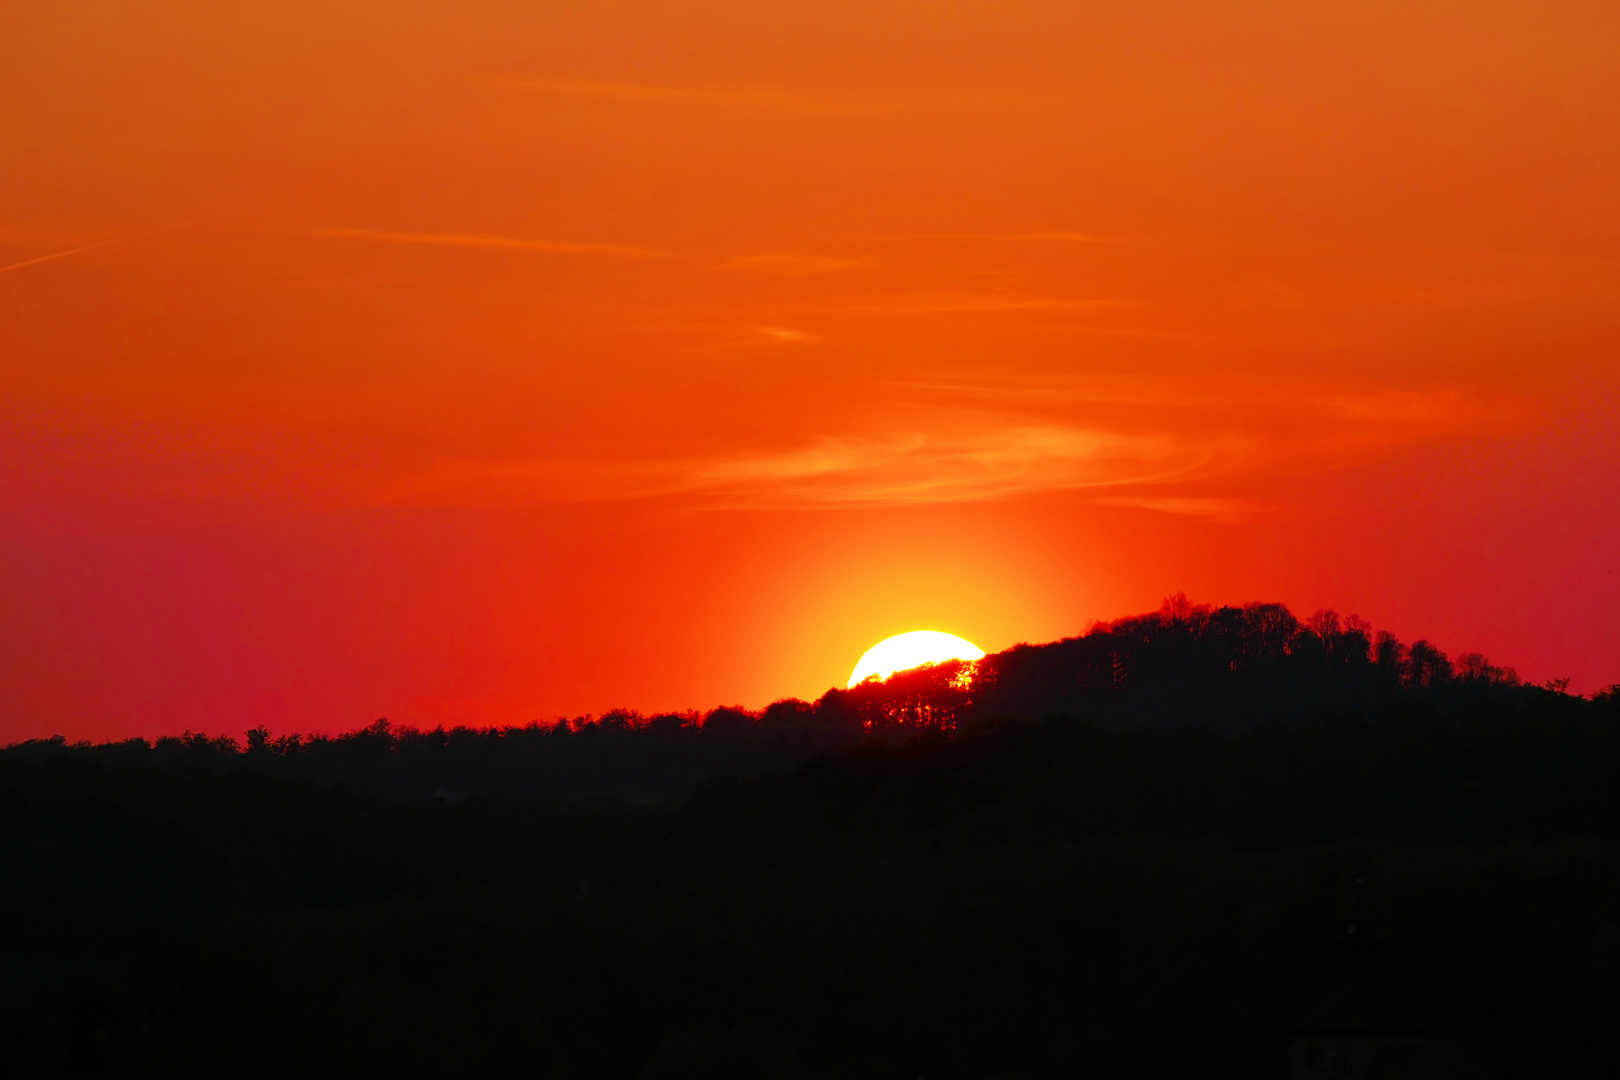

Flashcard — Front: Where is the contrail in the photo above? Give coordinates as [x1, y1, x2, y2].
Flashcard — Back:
[303, 226, 663, 258]
[0, 222, 193, 275]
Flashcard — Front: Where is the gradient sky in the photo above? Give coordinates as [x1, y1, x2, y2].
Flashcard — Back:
[3, 0, 1617, 741]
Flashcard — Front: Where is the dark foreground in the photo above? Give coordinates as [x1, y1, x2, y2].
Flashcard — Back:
[4, 696, 1620, 1077]
[3, 602, 1619, 1077]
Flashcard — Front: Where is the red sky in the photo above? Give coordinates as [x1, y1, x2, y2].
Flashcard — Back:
[3, 0, 1617, 741]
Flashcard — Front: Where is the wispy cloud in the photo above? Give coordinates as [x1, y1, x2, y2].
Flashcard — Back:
[505, 77, 1071, 116]
[506, 78, 881, 116]
[1316, 389, 1492, 428]
[728, 252, 866, 275]
[508, 78, 708, 102]
[1092, 495, 1254, 520]
[677, 425, 1217, 506]
[0, 223, 191, 275]
[381, 380, 1510, 513]
[302, 227, 662, 258]
[0, 241, 116, 275]
[852, 294, 1133, 315]
[893, 230, 1113, 244]
[391, 421, 1230, 509]
[897, 374, 1511, 430]
[755, 326, 816, 343]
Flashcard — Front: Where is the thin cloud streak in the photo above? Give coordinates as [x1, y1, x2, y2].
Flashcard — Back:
[507, 78, 705, 102]
[755, 326, 816, 343]
[851, 294, 1135, 315]
[388, 422, 1235, 510]
[0, 223, 191, 275]
[380, 381, 1508, 512]
[728, 253, 866, 275]
[506, 77, 1074, 116]
[891, 230, 1114, 244]
[506, 78, 884, 115]
[680, 425, 1220, 506]
[1092, 495, 1254, 520]
[303, 227, 663, 258]
[896, 375, 1513, 432]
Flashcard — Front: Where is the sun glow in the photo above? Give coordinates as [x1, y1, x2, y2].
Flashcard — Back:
[847, 631, 985, 687]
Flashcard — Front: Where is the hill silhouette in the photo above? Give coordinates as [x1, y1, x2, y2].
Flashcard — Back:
[2, 597, 1616, 1078]
[3, 595, 1536, 802]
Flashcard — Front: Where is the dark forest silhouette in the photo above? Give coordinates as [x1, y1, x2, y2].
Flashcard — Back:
[2, 597, 1616, 1078]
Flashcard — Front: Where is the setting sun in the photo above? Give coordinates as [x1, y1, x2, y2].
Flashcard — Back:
[848, 631, 985, 687]
[4, 0, 1617, 1070]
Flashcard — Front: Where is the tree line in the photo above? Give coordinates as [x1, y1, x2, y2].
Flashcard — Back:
[1, 598, 1614, 1077]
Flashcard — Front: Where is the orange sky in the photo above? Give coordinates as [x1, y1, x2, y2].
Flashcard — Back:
[3, 0, 1617, 740]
